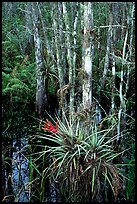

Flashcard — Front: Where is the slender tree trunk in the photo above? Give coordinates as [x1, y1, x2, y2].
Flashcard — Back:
[25, 3, 33, 45]
[121, 4, 126, 39]
[116, 4, 135, 195]
[52, 3, 65, 117]
[31, 2, 47, 117]
[82, 2, 94, 109]
[58, 2, 68, 118]
[97, 27, 101, 67]
[37, 3, 50, 56]
[122, 2, 135, 136]
[112, 2, 121, 44]
[38, 3, 55, 63]
[52, 3, 62, 89]
[63, 2, 74, 115]
[109, 4, 116, 116]
[24, 2, 34, 56]
[110, 51, 116, 115]
[125, 2, 135, 93]
[117, 12, 128, 142]
[72, 2, 79, 111]
[100, 4, 113, 90]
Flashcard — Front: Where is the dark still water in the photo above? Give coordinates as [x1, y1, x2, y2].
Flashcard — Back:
[12, 138, 30, 202]
[2, 136, 30, 202]
[2, 134, 60, 202]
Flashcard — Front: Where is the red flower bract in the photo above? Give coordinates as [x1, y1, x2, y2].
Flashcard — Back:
[42, 119, 59, 135]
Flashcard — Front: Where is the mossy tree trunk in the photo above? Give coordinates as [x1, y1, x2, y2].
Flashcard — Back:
[63, 2, 74, 115]
[100, 3, 113, 91]
[82, 2, 94, 110]
[52, 3, 67, 120]
[31, 2, 47, 117]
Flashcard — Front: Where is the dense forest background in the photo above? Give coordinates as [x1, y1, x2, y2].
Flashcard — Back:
[2, 2, 135, 202]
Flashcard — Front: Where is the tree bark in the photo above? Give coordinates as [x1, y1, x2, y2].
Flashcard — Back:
[52, 3, 66, 118]
[112, 3, 121, 44]
[82, 2, 94, 109]
[24, 2, 34, 55]
[117, 10, 128, 142]
[31, 2, 47, 117]
[73, 2, 79, 111]
[58, 2, 68, 117]
[118, 2, 135, 141]
[100, 4, 113, 90]
[63, 2, 74, 115]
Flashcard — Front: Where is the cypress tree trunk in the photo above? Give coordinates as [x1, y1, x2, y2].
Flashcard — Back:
[109, 4, 115, 116]
[25, 3, 33, 45]
[52, 3, 66, 117]
[58, 2, 68, 118]
[63, 2, 74, 115]
[110, 49, 116, 115]
[97, 27, 101, 67]
[37, 3, 51, 57]
[31, 2, 47, 117]
[72, 2, 79, 111]
[125, 2, 134, 93]
[117, 2, 135, 142]
[112, 3, 121, 44]
[117, 16, 128, 142]
[100, 4, 112, 90]
[82, 2, 94, 109]
[121, 3, 127, 39]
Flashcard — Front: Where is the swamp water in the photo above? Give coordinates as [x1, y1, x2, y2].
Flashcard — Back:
[2, 135, 59, 202]
[2, 105, 103, 202]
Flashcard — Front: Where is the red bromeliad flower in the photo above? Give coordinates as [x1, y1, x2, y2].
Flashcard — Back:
[42, 119, 59, 135]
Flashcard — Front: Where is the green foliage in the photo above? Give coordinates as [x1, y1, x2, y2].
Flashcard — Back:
[124, 142, 135, 201]
[31, 113, 129, 202]
[2, 2, 36, 109]
[2, 2, 135, 202]
[2, 20, 36, 133]
[2, 61, 36, 103]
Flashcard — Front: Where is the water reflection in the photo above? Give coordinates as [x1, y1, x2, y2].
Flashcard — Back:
[2, 136, 30, 202]
[2, 135, 60, 202]
[12, 138, 30, 202]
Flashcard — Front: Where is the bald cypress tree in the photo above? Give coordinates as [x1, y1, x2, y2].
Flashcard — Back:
[82, 2, 94, 109]
[31, 2, 47, 117]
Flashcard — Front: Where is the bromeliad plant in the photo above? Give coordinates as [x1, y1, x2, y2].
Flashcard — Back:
[31, 112, 129, 202]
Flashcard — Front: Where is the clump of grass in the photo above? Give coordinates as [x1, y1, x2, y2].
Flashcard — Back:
[30, 112, 129, 202]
